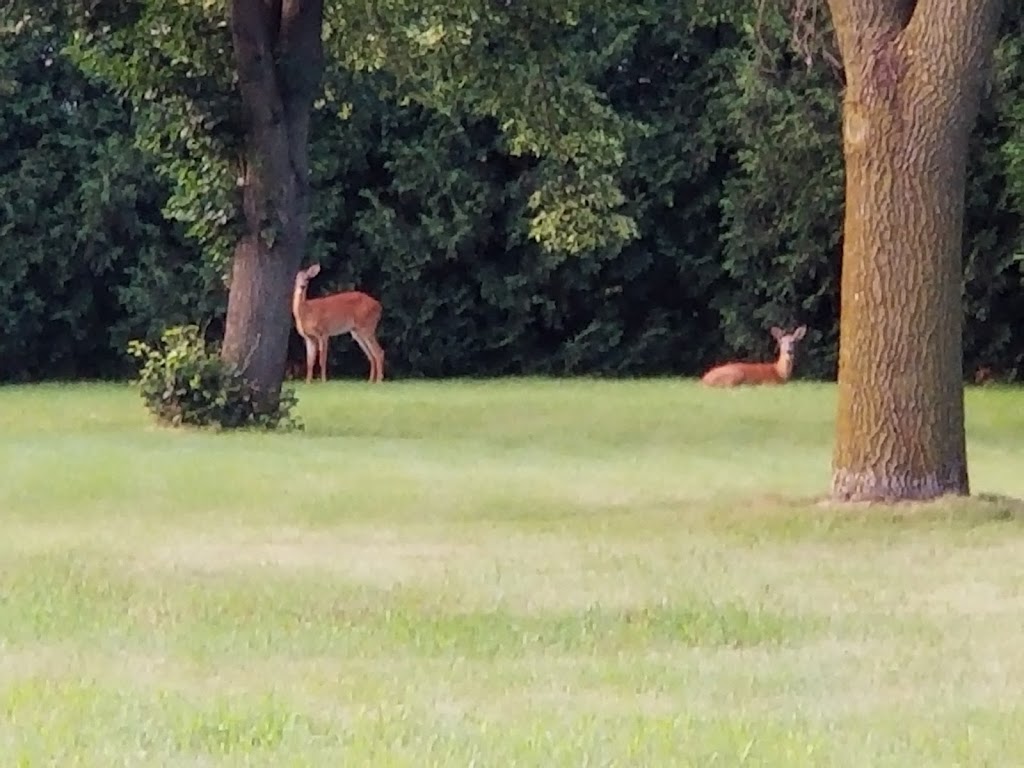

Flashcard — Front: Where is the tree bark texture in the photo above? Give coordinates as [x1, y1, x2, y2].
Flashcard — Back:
[221, 0, 324, 407]
[827, 0, 1004, 501]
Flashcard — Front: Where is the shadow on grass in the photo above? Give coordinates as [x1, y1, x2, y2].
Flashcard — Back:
[706, 492, 1024, 542]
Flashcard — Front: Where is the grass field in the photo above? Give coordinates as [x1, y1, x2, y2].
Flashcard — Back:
[2, 378, 1024, 766]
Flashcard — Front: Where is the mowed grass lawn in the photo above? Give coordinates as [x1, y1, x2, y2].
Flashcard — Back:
[2, 378, 1024, 766]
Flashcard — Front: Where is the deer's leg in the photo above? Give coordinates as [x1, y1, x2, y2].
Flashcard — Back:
[303, 336, 317, 384]
[318, 338, 329, 382]
[351, 332, 375, 382]
[366, 334, 385, 383]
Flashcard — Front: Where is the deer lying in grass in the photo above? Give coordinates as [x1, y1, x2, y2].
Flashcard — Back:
[292, 264, 385, 383]
[701, 326, 808, 387]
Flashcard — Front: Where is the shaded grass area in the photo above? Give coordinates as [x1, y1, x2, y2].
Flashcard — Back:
[1, 379, 1023, 765]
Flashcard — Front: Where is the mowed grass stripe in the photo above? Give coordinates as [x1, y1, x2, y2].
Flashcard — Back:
[1, 379, 1023, 765]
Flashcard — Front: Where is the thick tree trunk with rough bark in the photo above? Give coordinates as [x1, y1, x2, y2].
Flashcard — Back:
[827, 0, 1004, 501]
[221, 0, 323, 408]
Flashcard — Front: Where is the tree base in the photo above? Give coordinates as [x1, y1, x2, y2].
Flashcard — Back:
[831, 466, 969, 503]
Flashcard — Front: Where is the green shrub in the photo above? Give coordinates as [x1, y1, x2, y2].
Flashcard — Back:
[127, 326, 301, 431]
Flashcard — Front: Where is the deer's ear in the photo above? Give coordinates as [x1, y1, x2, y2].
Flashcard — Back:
[792, 325, 807, 340]
[770, 327, 784, 341]
[307, 263, 321, 277]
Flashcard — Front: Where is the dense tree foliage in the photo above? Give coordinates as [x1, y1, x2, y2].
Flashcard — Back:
[0, 9, 217, 380]
[1, 1, 1022, 385]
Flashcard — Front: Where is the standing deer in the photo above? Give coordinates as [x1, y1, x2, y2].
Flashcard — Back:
[291, 264, 385, 383]
[701, 326, 808, 387]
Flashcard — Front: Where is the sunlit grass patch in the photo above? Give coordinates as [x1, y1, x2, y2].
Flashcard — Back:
[0, 378, 1023, 765]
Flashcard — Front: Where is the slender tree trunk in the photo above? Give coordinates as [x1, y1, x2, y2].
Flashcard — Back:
[222, 0, 323, 408]
[826, 0, 1004, 501]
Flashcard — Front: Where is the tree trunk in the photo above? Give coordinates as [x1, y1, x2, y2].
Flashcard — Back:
[826, 0, 1004, 502]
[221, 0, 324, 408]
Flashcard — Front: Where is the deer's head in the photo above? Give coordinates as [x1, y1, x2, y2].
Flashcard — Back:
[770, 325, 808, 358]
[294, 263, 321, 292]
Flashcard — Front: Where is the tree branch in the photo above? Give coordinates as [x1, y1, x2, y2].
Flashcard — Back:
[825, 0, 915, 62]
[231, 0, 290, 231]
[279, 0, 324, 99]
[904, 0, 1004, 87]
[230, 0, 283, 133]
[278, 0, 324, 185]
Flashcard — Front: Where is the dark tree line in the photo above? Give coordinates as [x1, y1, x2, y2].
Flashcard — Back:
[2, 1, 1021, 388]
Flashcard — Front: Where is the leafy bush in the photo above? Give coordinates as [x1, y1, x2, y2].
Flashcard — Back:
[127, 326, 301, 431]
